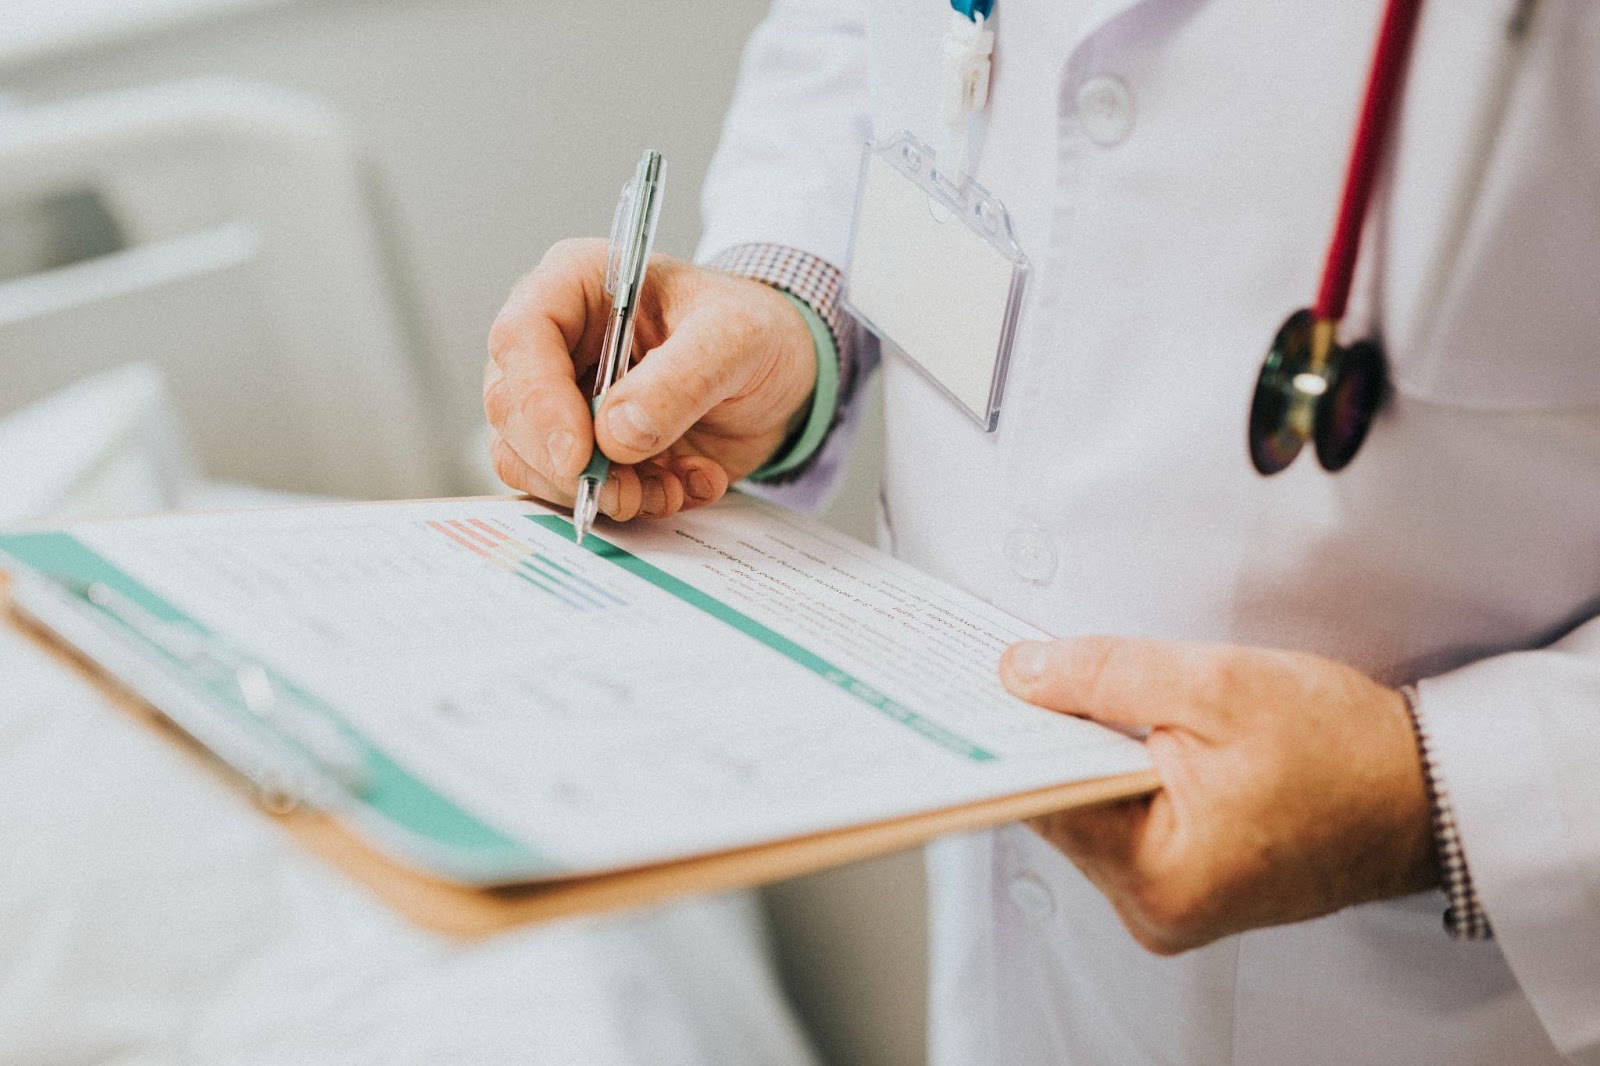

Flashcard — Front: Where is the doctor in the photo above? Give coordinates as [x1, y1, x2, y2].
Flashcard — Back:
[483, 0, 1600, 1062]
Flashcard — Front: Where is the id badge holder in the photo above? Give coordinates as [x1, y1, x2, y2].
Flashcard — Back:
[843, 132, 1028, 431]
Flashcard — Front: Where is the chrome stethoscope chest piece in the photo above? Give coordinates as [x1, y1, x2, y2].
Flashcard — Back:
[1249, 309, 1388, 476]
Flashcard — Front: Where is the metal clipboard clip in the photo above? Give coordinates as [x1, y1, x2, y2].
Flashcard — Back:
[8, 569, 370, 814]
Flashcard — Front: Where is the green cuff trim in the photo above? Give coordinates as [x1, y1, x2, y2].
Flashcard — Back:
[749, 291, 840, 481]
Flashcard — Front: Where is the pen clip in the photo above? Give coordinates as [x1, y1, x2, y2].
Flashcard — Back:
[604, 177, 633, 299]
[605, 150, 665, 316]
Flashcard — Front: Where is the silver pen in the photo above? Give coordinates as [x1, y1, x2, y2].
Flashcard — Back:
[573, 149, 666, 544]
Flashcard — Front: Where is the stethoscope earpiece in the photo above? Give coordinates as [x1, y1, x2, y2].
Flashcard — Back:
[1248, 309, 1387, 476]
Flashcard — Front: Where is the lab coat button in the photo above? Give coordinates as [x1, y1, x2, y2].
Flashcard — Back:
[1007, 873, 1056, 922]
[1076, 75, 1135, 146]
[1004, 523, 1058, 584]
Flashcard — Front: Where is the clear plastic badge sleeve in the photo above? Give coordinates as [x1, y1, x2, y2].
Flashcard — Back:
[842, 133, 1027, 431]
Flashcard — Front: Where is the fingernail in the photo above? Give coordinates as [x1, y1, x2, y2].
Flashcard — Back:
[686, 469, 713, 500]
[1007, 642, 1049, 685]
[641, 476, 666, 516]
[607, 402, 659, 451]
[546, 429, 578, 474]
[599, 479, 620, 515]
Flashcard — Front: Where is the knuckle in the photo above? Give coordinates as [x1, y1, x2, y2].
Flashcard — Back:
[486, 314, 523, 367]
[482, 378, 512, 428]
[1193, 651, 1244, 702]
[1070, 635, 1123, 704]
[485, 394, 517, 436]
[539, 238, 581, 268]
[1069, 634, 1118, 667]
[539, 236, 605, 273]
[490, 436, 531, 490]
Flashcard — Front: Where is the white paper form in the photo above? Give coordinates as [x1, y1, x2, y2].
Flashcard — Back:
[66, 496, 1151, 874]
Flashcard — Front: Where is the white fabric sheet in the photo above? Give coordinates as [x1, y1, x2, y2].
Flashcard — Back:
[0, 368, 818, 1066]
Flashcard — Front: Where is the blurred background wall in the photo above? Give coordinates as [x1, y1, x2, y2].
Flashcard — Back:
[0, 1, 916, 1062]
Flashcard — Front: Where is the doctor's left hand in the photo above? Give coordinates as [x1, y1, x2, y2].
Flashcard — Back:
[999, 637, 1440, 955]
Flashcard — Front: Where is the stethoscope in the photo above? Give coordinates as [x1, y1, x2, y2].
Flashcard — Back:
[946, 0, 1531, 471]
[1246, 0, 1425, 476]
[1248, 0, 1540, 475]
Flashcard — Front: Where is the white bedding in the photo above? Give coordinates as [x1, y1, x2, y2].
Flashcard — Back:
[0, 369, 818, 1065]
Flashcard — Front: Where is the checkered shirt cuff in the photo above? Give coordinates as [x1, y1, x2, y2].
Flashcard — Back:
[706, 243, 858, 403]
[1400, 684, 1493, 940]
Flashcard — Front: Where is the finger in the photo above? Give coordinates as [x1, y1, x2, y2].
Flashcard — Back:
[1031, 802, 1160, 941]
[1030, 797, 1149, 870]
[633, 461, 685, 519]
[496, 373, 596, 486]
[490, 429, 573, 506]
[1000, 636, 1212, 731]
[490, 239, 609, 376]
[1029, 800, 1202, 954]
[668, 454, 729, 511]
[489, 431, 628, 517]
[600, 462, 644, 522]
[1039, 797, 1219, 956]
[487, 241, 609, 484]
[594, 311, 740, 465]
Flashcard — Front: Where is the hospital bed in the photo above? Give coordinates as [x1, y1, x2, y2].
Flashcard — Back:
[0, 3, 927, 1058]
[0, 83, 825, 1066]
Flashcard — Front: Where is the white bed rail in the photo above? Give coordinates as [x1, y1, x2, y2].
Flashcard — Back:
[0, 79, 448, 499]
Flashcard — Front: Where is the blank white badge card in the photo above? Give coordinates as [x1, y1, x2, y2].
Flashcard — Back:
[844, 136, 1028, 430]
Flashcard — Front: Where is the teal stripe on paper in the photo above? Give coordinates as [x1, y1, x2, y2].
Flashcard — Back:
[0, 532, 547, 880]
[528, 515, 996, 761]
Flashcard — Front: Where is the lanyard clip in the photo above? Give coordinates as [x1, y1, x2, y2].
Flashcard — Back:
[940, 11, 994, 128]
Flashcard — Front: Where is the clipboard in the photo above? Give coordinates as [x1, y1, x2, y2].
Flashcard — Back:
[0, 501, 1160, 939]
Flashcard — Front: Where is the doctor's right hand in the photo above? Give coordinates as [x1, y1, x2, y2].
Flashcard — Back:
[484, 238, 819, 521]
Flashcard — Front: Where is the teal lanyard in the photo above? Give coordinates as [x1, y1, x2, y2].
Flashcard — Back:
[950, 0, 994, 18]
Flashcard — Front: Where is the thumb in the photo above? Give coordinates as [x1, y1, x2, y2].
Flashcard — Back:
[593, 311, 736, 465]
[1000, 636, 1202, 732]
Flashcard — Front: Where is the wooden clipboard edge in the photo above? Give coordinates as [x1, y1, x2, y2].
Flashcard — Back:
[3, 568, 1161, 940]
[296, 766, 1160, 939]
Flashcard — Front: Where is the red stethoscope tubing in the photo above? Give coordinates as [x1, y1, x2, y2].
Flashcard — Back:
[1314, 0, 1426, 323]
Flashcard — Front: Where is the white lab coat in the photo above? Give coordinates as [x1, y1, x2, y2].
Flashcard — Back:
[697, 0, 1600, 1062]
